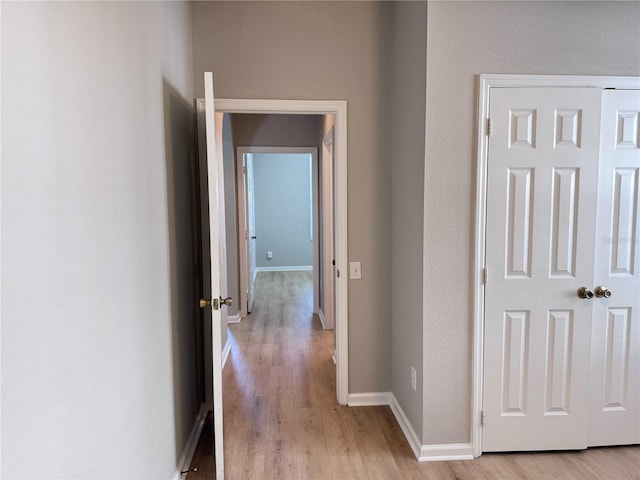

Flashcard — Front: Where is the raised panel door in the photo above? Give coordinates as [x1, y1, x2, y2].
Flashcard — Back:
[589, 89, 640, 447]
[483, 87, 602, 451]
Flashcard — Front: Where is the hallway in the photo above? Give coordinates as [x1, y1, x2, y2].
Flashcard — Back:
[188, 272, 639, 480]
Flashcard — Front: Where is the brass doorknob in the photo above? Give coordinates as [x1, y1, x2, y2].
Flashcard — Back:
[577, 287, 594, 299]
[595, 286, 612, 298]
[200, 296, 232, 310]
[199, 298, 219, 310]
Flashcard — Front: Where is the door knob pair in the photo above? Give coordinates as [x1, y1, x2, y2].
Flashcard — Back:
[199, 296, 233, 310]
[577, 286, 612, 299]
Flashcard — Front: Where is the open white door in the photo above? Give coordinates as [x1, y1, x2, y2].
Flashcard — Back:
[236, 151, 257, 315]
[202, 71, 225, 480]
[246, 154, 257, 313]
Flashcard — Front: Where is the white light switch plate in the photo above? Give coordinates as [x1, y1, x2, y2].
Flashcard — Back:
[349, 261, 361, 280]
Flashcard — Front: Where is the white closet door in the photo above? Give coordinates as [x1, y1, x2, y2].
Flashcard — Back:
[483, 87, 602, 451]
[589, 89, 640, 447]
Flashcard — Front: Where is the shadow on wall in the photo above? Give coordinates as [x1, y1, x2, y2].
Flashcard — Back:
[162, 78, 200, 463]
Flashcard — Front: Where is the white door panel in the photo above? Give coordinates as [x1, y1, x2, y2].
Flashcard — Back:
[204, 72, 225, 479]
[589, 89, 640, 447]
[247, 154, 257, 313]
[483, 87, 602, 451]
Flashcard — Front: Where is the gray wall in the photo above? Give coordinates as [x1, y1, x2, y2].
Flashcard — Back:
[423, 1, 640, 445]
[193, 1, 393, 394]
[253, 153, 313, 268]
[231, 114, 323, 147]
[390, 1, 427, 444]
[1, 2, 197, 477]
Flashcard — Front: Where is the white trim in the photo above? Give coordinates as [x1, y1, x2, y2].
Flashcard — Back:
[215, 98, 349, 406]
[173, 403, 208, 480]
[255, 265, 312, 272]
[348, 393, 475, 463]
[317, 309, 326, 329]
[222, 339, 231, 369]
[226, 315, 241, 324]
[473, 74, 640, 458]
[347, 392, 391, 406]
[388, 393, 422, 460]
[419, 443, 474, 462]
[477, 73, 640, 90]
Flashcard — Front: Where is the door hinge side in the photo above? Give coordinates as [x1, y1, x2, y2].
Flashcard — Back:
[481, 410, 486, 425]
[483, 267, 488, 285]
[487, 117, 492, 136]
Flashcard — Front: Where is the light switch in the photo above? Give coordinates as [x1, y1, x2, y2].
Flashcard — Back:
[349, 261, 361, 280]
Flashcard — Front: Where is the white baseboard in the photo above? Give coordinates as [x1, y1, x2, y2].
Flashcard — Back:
[318, 309, 326, 329]
[222, 339, 231, 369]
[173, 403, 207, 480]
[227, 314, 241, 324]
[418, 443, 474, 462]
[347, 392, 391, 406]
[348, 392, 475, 462]
[255, 265, 313, 272]
[388, 393, 423, 460]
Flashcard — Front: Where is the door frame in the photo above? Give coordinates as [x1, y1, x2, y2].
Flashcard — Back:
[236, 146, 320, 319]
[472, 74, 640, 457]
[216, 98, 349, 405]
[321, 127, 335, 330]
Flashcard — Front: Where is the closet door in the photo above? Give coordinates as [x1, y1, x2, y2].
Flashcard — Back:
[483, 87, 602, 451]
[589, 89, 640, 447]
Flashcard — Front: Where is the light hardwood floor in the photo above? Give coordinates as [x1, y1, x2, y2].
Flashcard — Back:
[188, 271, 639, 480]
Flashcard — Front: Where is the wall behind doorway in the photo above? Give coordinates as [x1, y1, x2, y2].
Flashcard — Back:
[252, 153, 313, 269]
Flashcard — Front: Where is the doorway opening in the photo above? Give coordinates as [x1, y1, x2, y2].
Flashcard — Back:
[235, 147, 320, 321]
[216, 99, 348, 405]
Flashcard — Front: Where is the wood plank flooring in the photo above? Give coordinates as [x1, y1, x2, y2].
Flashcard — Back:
[188, 271, 639, 479]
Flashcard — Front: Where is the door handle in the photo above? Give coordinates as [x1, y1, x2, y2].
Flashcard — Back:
[199, 296, 233, 310]
[200, 298, 219, 310]
[594, 286, 612, 298]
[251, 236, 256, 240]
[577, 287, 594, 299]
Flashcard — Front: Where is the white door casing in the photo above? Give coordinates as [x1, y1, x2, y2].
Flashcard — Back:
[588, 89, 640, 447]
[483, 87, 603, 451]
[203, 72, 225, 480]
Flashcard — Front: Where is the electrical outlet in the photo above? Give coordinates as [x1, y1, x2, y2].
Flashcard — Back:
[267, 251, 273, 259]
[411, 366, 417, 391]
